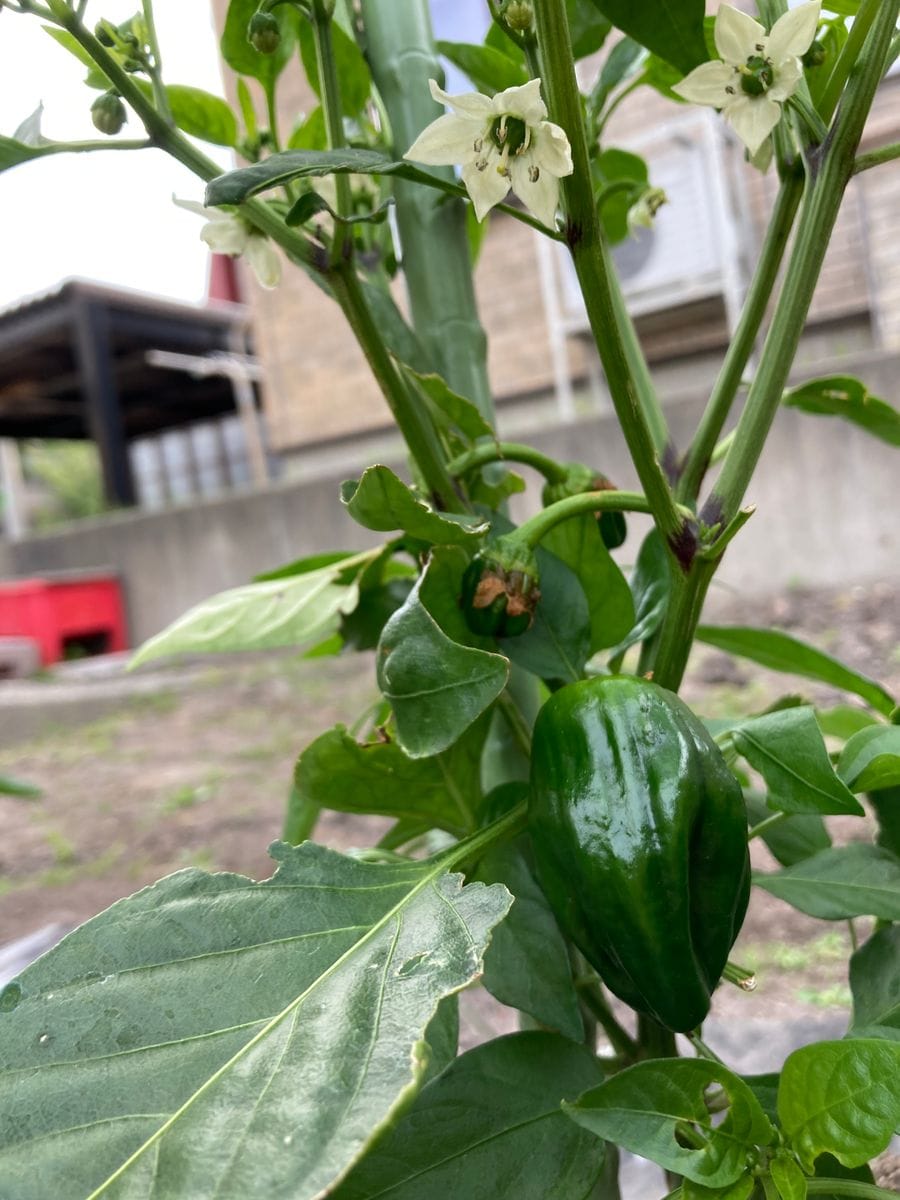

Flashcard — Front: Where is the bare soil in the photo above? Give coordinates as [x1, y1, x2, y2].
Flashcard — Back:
[1, 579, 897, 1031]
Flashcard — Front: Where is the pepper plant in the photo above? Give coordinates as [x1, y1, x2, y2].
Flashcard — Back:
[1, 0, 900, 1197]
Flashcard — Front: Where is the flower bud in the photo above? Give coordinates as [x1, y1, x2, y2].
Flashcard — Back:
[94, 19, 117, 47]
[802, 39, 827, 69]
[502, 1, 534, 32]
[91, 91, 127, 136]
[248, 11, 281, 54]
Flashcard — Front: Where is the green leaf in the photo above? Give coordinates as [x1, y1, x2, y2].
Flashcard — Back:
[298, 18, 371, 117]
[377, 570, 509, 758]
[43, 25, 110, 79]
[839, 725, 900, 792]
[595, 146, 649, 243]
[816, 705, 880, 740]
[332, 1032, 605, 1200]
[294, 714, 490, 837]
[0, 775, 41, 799]
[849, 925, 900, 1040]
[695, 626, 896, 718]
[288, 105, 328, 151]
[744, 792, 831, 867]
[565, 1059, 774, 1187]
[770, 1155, 808, 1200]
[778, 1039, 900, 1172]
[566, 0, 613, 59]
[341, 466, 489, 544]
[402, 367, 496, 445]
[731, 707, 864, 817]
[499, 543, 591, 685]
[590, 37, 646, 115]
[153, 84, 238, 147]
[0, 841, 512, 1199]
[206, 148, 460, 208]
[436, 41, 528, 93]
[221, 0, 299, 88]
[476, 843, 584, 1041]
[340, 577, 413, 651]
[129, 551, 377, 667]
[870, 785, 900, 858]
[754, 844, 900, 921]
[254, 549, 358, 583]
[640, 53, 686, 103]
[540, 514, 635, 653]
[783, 375, 900, 448]
[608, 529, 671, 667]
[0, 134, 70, 173]
[589, 0, 708, 74]
[744, 1073, 781, 1126]
[683, 1176, 755, 1200]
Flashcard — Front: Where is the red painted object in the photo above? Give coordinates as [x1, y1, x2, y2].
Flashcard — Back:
[0, 573, 129, 665]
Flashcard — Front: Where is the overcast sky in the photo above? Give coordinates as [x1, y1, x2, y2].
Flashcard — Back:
[0, 2, 231, 311]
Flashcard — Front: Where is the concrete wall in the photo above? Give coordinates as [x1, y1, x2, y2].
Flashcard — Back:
[1, 350, 897, 646]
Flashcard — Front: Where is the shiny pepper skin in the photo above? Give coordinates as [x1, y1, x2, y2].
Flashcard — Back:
[529, 675, 750, 1032]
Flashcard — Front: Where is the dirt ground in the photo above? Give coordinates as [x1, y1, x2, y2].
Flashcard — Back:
[1, 579, 898, 1032]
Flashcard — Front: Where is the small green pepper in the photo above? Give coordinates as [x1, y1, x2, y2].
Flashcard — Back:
[529, 675, 750, 1032]
[460, 536, 540, 639]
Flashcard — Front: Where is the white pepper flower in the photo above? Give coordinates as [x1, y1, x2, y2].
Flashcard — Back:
[673, 2, 821, 156]
[404, 78, 573, 229]
[173, 197, 281, 289]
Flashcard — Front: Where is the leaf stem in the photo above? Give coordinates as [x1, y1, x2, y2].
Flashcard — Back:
[576, 977, 639, 1060]
[677, 168, 804, 503]
[447, 441, 569, 484]
[854, 141, 900, 174]
[532, 0, 683, 552]
[748, 811, 790, 840]
[515, 490, 680, 550]
[140, 0, 172, 124]
[819, 0, 883, 124]
[436, 799, 528, 874]
[309, 4, 353, 258]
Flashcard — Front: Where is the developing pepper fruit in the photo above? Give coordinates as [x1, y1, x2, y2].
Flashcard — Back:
[542, 462, 627, 550]
[529, 675, 750, 1032]
[460, 536, 541, 638]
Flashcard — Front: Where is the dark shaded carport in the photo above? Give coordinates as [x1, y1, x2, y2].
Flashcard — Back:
[0, 279, 253, 506]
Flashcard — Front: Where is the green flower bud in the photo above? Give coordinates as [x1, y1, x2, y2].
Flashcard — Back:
[91, 91, 127, 136]
[460, 537, 540, 639]
[502, 0, 534, 33]
[94, 19, 117, 47]
[802, 39, 827, 69]
[248, 11, 281, 55]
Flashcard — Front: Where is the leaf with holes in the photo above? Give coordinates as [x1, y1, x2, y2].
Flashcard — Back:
[778, 1039, 900, 1172]
[0, 841, 512, 1199]
[564, 1059, 774, 1187]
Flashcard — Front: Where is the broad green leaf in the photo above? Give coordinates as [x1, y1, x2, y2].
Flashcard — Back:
[783, 375, 900, 448]
[288, 105, 328, 151]
[294, 714, 490, 837]
[500, 543, 591, 685]
[436, 40, 528, 93]
[608, 529, 671, 666]
[298, 18, 371, 117]
[221, 0, 299, 88]
[130, 551, 377, 667]
[255, 549, 358, 582]
[590, 37, 647, 115]
[595, 146, 649, 243]
[0, 841, 512, 1199]
[540, 514, 635, 652]
[332, 1032, 605, 1200]
[640, 53, 686, 103]
[770, 1154, 808, 1200]
[754, 844, 900, 921]
[377, 570, 509, 758]
[206, 149, 461, 208]
[683, 1176, 755, 1200]
[43, 25, 111, 80]
[476, 843, 583, 1041]
[402, 368, 496, 445]
[0, 134, 97, 174]
[340, 578, 413, 651]
[341, 466, 488, 544]
[870, 785, 900, 857]
[0, 775, 41, 799]
[731, 707, 863, 817]
[566, 0, 613, 59]
[695, 626, 896, 718]
[421, 995, 459, 1084]
[589, 0, 708, 74]
[360, 279, 431, 373]
[816, 705, 880, 740]
[839, 725, 900, 792]
[565, 1059, 774, 1187]
[778, 1039, 900, 1171]
[849, 925, 900, 1040]
[417, 545, 490, 648]
[744, 1073, 781, 1126]
[158, 85, 238, 148]
[744, 792, 831, 867]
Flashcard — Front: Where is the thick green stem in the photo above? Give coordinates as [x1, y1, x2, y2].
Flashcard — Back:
[331, 264, 460, 510]
[854, 141, 900, 174]
[819, 0, 883, 123]
[677, 170, 804, 502]
[310, 7, 353, 257]
[533, 0, 683, 552]
[637, 1014, 677, 1060]
[361, 0, 495, 424]
[650, 557, 717, 691]
[706, 0, 899, 531]
[447, 441, 568, 484]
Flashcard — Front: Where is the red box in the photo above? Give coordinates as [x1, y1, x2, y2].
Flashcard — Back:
[0, 573, 129, 666]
